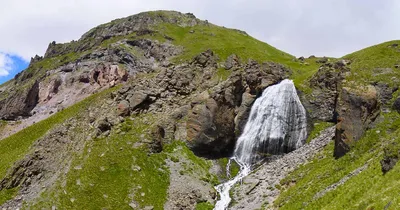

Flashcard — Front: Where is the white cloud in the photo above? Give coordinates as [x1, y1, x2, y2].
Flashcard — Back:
[0, 53, 13, 76]
[0, 0, 400, 61]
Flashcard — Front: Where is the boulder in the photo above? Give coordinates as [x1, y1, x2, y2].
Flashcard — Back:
[334, 85, 380, 158]
[128, 91, 149, 111]
[381, 156, 398, 174]
[117, 100, 130, 116]
[192, 49, 218, 68]
[224, 54, 240, 70]
[393, 97, 400, 112]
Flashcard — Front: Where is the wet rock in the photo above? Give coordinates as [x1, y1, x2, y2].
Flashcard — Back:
[234, 88, 256, 136]
[244, 60, 290, 95]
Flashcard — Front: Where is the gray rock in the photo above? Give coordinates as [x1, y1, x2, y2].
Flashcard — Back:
[225, 54, 239, 70]
[393, 97, 400, 113]
[128, 91, 149, 110]
[334, 85, 380, 158]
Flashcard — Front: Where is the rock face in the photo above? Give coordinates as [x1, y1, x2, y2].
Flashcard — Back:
[334, 85, 380, 158]
[0, 81, 39, 120]
[234, 80, 308, 165]
[186, 61, 291, 157]
[302, 61, 349, 122]
[44, 11, 199, 58]
[299, 60, 381, 158]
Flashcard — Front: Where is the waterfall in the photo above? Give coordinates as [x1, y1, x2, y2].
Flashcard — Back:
[214, 79, 307, 210]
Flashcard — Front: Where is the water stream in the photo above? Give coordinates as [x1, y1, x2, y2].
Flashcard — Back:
[214, 79, 307, 210]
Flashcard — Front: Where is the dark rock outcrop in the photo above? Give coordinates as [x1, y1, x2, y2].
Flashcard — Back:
[334, 85, 380, 158]
[0, 81, 39, 120]
[224, 54, 240, 70]
[381, 156, 398, 174]
[393, 97, 400, 113]
[186, 60, 290, 157]
[44, 11, 202, 58]
[373, 82, 398, 105]
[302, 61, 349, 122]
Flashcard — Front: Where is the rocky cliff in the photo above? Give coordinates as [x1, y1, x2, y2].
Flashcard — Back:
[0, 10, 400, 210]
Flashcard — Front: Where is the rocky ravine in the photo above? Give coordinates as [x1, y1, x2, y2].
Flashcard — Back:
[231, 126, 336, 210]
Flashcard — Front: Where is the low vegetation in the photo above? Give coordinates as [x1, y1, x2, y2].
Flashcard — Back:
[275, 106, 400, 209]
[0, 87, 118, 182]
[344, 40, 400, 87]
[306, 121, 334, 143]
[30, 115, 171, 210]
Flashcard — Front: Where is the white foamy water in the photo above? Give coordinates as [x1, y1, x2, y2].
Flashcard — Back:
[214, 79, 307, 210]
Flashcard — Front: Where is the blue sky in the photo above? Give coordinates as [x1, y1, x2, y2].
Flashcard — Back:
[0, 53, 28, 84]
[1, 0, 399, 85]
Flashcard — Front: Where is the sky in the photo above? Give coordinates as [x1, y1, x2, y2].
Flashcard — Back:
[0, 0, 399, 84]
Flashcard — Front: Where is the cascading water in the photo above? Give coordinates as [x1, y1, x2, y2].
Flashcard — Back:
[214, 79, 307, 210]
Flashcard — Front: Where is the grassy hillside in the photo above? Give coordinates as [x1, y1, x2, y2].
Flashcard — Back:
[152, 22, 322, 88]
[344, 40, 400, 87]
[3, 11, 399, 209]
[275, 41, 400, 210]
[0, 87, 118, 182]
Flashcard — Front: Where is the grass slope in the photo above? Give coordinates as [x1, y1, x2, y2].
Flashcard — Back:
[30, 116, 170, 210]
[30, 118, 217, 209]
[344, 40, 400, 87]
[152, 22, 321, 88]
[275, 42, 400, 209]
[276, 111, 400, 209]
[0, 87, 117, 182]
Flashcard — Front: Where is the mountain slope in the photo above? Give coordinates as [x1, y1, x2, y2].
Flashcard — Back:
[0, 11, 318, 209]
[0, 10, 399, 210]
[269, 41, 400, 209]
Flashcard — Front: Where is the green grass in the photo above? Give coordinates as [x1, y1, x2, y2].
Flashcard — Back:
[29, 122, 218, 209]
[0, 86, 118, 181]
[150, 23, 321, 89]
[30, 116, 170, 210]
[0, 187, 19, 206]
[214, 68, 232, 82]
[217, 158, 240, 179]
[343, 40, 400, 87]
[275, 110, 400, 209]
[306, 122, 334, 143]
[195, 201, 214, 210]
